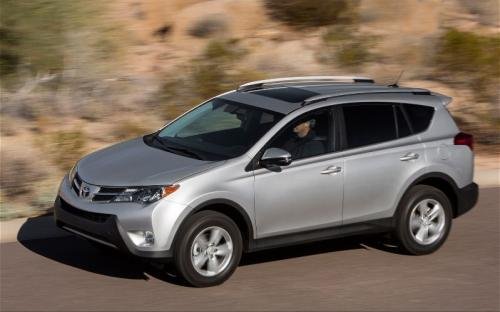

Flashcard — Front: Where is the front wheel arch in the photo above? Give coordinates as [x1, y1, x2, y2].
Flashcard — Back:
[173, 199, 254, 252]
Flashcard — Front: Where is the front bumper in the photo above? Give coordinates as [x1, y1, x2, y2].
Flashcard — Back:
[53, 172, 179, 259]
[54, 196, 172, 259]
[455, 182, 479, 217]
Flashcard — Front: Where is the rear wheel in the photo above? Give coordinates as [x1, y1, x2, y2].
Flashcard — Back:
[173, 210, 242, 287]
[395, 185, 452, 255]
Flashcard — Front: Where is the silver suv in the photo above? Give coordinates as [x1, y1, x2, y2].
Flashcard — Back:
[54, 76, 478, 287]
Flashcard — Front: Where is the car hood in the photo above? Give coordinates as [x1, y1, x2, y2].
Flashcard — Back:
[77, 137, 221, 186]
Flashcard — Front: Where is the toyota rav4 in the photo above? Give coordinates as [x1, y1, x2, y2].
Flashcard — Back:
[54, 76, 478, 287]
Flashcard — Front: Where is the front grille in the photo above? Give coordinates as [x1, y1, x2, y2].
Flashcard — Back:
[71, 174, 82, 194]
[71, 173, 126, 203]
[60, 198, 111, 223]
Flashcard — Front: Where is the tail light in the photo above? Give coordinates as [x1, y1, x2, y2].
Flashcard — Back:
[454, 132, 474, 150]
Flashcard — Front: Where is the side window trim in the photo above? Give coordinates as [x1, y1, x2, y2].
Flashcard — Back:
[392, 104, 400, 139]
[335, 106, 348, 151]
[398, 104, 415, 134]
[247, 106, 335, 171]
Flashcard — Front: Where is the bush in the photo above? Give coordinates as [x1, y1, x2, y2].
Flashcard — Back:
[335, 42, 371, 68]
[36, 129, 87, 171]
[157, 39, 264, 118]
[112, 121, 149, 140]
[434, 29, 500, 101]
[264, 0, 359, 29]
[0, 149, 46, 198]
[192, 39, 249, 98]
[203, 39, 246, 62]
[188, 15, 227, 38]
[320, 26, 374, 69]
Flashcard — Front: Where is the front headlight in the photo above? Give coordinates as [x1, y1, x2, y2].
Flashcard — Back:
[112, 184, 179, 204]
[68, 163, 78, 181]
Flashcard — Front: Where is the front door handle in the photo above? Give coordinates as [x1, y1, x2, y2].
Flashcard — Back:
[321, 166, 342, 174]
[400, 152, 419, 161]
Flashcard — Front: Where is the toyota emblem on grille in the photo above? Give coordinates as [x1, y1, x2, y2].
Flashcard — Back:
[79, 184, 92, 199]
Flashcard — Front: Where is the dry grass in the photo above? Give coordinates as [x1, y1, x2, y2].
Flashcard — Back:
[0, 148, 47, 198]
[112, 120, 150, 140]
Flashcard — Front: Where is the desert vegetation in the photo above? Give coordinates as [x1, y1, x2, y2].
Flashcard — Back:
[0, 0, 498, 219]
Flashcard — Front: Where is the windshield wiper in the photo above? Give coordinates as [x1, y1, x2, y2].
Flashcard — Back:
[152, 135, 204, 160]
[163, 145, 204, 160]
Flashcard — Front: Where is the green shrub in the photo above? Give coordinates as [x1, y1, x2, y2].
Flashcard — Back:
[0, 0, 121, 86]
[335, 42, 371, 68]
[192, 62, 228, 99]
[36, 129, 87, 171]
[51, 130, 86, 171]
[264, 0, 359, 29]
[320, 26, 374, 68]
[434, 29, 500, 101]
[203, 39, 246, 62]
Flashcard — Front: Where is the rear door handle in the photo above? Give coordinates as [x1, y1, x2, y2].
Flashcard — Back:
[321, 166, 342, 174]
[400, 152, 419, 161]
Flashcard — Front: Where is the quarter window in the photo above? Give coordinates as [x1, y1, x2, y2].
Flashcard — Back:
[403, 104, 434, 133]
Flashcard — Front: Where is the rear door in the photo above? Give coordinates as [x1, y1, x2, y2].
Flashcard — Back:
[339, 103, 427, 224]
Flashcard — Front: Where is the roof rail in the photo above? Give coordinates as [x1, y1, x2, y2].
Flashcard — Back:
[237, 76, 374, 92]
[302, 88, 432, 105]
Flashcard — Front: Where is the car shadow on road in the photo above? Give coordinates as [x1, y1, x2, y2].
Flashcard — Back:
[17, 215, 403, 287]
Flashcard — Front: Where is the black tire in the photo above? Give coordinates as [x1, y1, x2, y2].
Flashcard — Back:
[173, 210, 243, 287]
[395, 185, 452, 255]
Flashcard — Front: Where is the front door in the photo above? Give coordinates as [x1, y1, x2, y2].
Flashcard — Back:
[253, 108, 343, 238]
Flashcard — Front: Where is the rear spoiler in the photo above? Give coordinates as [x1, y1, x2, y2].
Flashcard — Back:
[432, 92, 453, 106]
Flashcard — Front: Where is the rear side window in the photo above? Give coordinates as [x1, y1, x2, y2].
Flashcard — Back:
[342, 104, 396, 148]
[403, 104, 434, 133]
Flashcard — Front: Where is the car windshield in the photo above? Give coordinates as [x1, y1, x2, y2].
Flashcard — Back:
[146, 98, 284, 161]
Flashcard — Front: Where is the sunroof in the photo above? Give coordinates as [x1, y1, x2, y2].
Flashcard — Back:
[250, 87, 319, 103]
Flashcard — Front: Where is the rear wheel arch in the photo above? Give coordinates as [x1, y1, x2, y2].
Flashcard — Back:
[402, 172, 459, 217]
[176, 199, 254, 252]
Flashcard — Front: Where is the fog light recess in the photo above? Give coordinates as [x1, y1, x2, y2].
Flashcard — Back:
[128, 230, 155, 247]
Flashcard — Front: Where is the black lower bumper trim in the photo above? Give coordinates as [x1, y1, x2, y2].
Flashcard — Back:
[54, 196, 171, 259]
[455, 182, 478, 217]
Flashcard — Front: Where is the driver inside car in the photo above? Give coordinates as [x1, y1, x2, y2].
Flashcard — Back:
[282, 119, 325, 159]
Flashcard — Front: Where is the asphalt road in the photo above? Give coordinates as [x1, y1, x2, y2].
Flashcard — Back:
[1, 188, 499, 312]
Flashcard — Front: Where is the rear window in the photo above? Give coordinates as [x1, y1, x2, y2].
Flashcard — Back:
[342, 104, 397, 148]
[403, 104, 434, 133]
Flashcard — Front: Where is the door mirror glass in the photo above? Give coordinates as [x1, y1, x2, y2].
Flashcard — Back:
[260, 148, 292, 167]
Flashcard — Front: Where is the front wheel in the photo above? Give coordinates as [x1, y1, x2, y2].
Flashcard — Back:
[173, 210, 242, 287]
[395, 185, 452, 255]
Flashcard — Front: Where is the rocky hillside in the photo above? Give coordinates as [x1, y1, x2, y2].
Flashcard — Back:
[0, 0, 498, 219]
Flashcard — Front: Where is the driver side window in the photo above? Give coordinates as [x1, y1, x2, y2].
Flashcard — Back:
[269, 109, 333, 160]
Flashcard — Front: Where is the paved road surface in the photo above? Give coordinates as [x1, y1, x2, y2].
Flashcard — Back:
[1, 188, 499, 311]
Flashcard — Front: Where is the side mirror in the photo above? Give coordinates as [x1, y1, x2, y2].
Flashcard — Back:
[260, 148, 292, 168]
